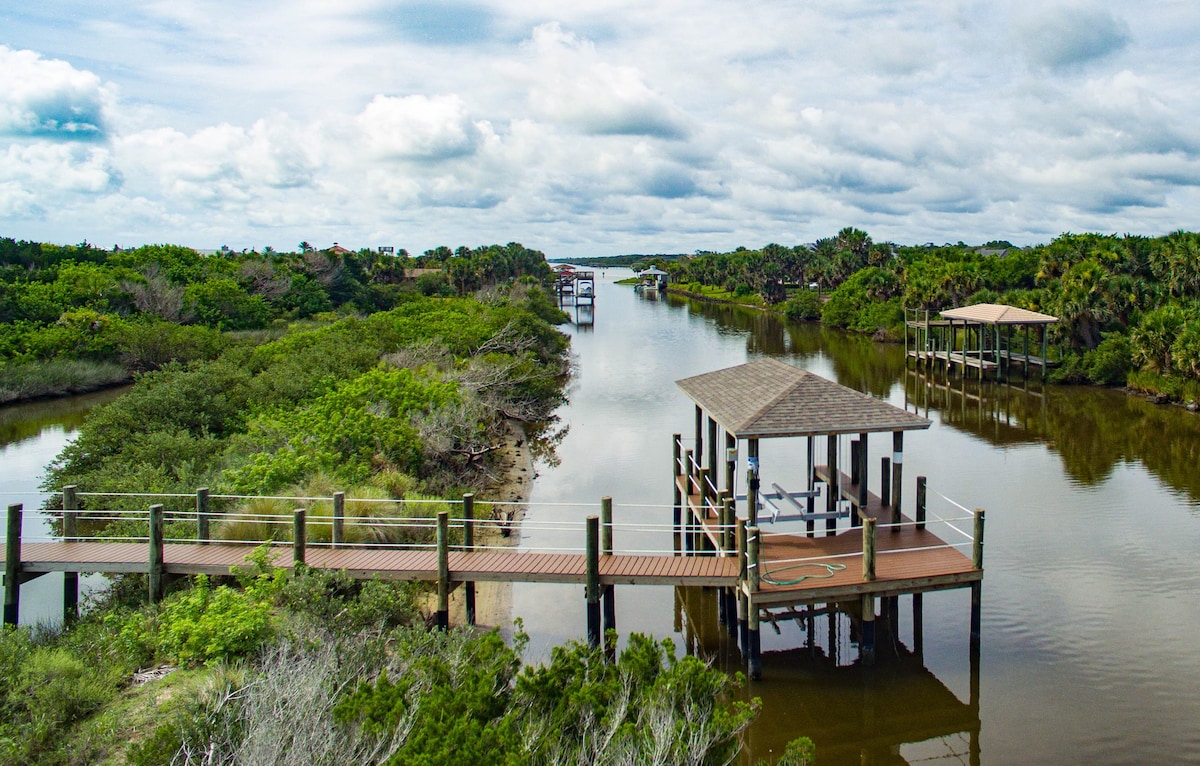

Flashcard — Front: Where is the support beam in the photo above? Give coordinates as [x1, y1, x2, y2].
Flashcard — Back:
[601, 497, 616, 644]
[149, 504, 164, 603]
[463, 493, 475, 627]
[436, 511, 449, 630]
[63, 486, 78, 622]
[891, 431, 904, 519]
[4, 504, 21, 626]
[586, 515, 601, 649]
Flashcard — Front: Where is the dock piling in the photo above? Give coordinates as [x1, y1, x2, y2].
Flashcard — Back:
[916, 476, 927, 531]
[746, 524, 762, 680]
[601, 497, 616, 644]
[586, 515, 601, 649]
[63, 486, 78, 621]
[862, 516, 877, 581]
[436, 511, 449, 630]
[293, 509, 306, 565]
[4, 504, 21, 626]
[149, 504, 164, 603]
[463, 493, 475, 627]
[332, 491, 345, 549]
[196, 487, 209, 544]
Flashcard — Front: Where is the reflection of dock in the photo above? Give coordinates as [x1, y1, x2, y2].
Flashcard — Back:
[904, 368, 1050, 447]
[672, 358, 985, 681]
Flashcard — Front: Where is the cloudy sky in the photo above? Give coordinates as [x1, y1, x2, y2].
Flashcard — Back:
[3, 1, 1199, 257]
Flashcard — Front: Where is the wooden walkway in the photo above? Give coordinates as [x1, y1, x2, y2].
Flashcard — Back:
[3, 541, 739, 588]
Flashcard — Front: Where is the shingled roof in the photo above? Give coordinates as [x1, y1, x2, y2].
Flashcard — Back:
[939, 303, 1057, 325]
[676, 357, 931, 439]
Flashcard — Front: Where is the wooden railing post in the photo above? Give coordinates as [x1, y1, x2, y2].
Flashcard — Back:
[721, 494, 735, 554]
[880, 457, 891, 509]
[746, 524, 762, 680]
[463, 493, 475, 627]
[436, 511, 449, 630]
[63, 486, 78, 621]
[4, 504, 21, 626]
[586, 515, 601, 649]
[862, 516, 877, 581]
[916, 476, 927, 531]
[601, 497, 616, 646]
[293, 509, 306, 566]
[973, 509, 986, 569]
[196, 487, 210, 544]
[332, 491, 345, 549]
[149, 504, 164, 603]
[672, 434, 683, 529]
[736, 517, 749, 650]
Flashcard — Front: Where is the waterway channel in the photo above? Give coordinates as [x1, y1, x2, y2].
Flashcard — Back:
[4, 270, 1199, 764]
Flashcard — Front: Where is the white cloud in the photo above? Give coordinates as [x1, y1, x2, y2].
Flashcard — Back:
[357, 94, 486, 161]
[1015, 2, 1131, 70]
[0, 46, 111, 139]
[522, 23, 689, 139]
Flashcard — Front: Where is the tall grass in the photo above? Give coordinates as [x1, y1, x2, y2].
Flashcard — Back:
[0, 358, 130, 403]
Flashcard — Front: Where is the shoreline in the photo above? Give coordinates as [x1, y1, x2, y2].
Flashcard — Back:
[443, 420, 534, 632]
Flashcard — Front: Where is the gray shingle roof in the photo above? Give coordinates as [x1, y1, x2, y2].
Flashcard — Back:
[676, 357, 931, 439]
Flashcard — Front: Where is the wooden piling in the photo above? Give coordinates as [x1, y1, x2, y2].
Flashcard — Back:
[586, 515, 601, 649]
[746, 524, 762, 680]
[62, 486, 78, 621]
[862, 516, 877, 581]
[293, 509, 306, 566]
[436, 511, 449, 630]
[463, 493, 475, 626]
[601, 497, 616, 640]
[736, 518, 748, 650]
[196, 487, 209, 544]
[149, 504, 164, 603]
[973, 508, 986, 568]
[332, 491, 345, 549]
[916, 476, 927, 531]
[880, 457, 892, 509]
[858, 432, 869, 508]
[4, 504, 21, 626]
[724, 431, 736, 499]
[672, 434, 682, 529]
[891, 431, 904, 518]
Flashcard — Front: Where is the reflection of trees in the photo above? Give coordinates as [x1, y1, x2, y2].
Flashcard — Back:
[906, 373, 1200, 501]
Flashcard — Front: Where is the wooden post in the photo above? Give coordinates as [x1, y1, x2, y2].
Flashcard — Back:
[293, 509, 306, 566]
[196, 487, 210, 544]
[63, 486, 78, 621]
[601, 497, 615, 641]
[149, 504, 164, 603]
[436, 511, 449, 630]
[862, 516, 877, 581]
[880, 457, 892, 508]
[672, 434, 682, 531]
[913, 592, 924, 660]
[707, 416, 718, 476]
[916, 476, 927, 531]
[850, 438, 861, 486]
[682, 447, 694, 554]
[586, 515, 601, 649]
[332, 491, 345, 549]
[973, 508, 986, 569]
[858, 432, 869, 509]
[4, 504, 21, 626]
[724, 432, 736, 500]
[747, 437, 760, 528]
[891, 431, 904, 519]
[736, 518, 748, 651]
[861, 593, 876, 666]
[721, 494, 734, 554]
[825, 433, 838, 535]
[746, 524, 762, 680]
[463, 493, 475, 627]
[694, 405, 704, 471]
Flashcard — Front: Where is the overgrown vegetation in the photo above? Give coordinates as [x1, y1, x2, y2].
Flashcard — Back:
[0, 551, 811, 766]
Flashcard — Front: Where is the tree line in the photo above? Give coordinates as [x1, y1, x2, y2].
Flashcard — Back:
[643, 228, 1200, 398]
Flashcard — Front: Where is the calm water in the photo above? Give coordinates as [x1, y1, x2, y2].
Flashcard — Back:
[514, 270, 1200, 765]
[5, 276, 1199, 764]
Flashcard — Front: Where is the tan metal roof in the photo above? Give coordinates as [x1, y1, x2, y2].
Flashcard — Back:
[676, 358, 931, 439]
[939, 303, 1057, 325]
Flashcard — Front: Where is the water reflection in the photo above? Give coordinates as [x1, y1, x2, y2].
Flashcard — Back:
[902, 370, 1200, 501]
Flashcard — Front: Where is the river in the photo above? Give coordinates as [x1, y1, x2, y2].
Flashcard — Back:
[5, 272, 1200, 764]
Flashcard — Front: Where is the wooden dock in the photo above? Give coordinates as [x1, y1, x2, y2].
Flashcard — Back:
[3, 541, 737, 587]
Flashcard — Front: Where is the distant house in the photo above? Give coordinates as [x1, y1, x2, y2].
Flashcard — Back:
[327, 242, 354, 256]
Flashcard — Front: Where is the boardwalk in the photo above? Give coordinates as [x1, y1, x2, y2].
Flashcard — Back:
[3, 541, 738, 587]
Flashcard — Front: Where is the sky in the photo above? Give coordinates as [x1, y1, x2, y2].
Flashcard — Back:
[2, 1, 1199, 258]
